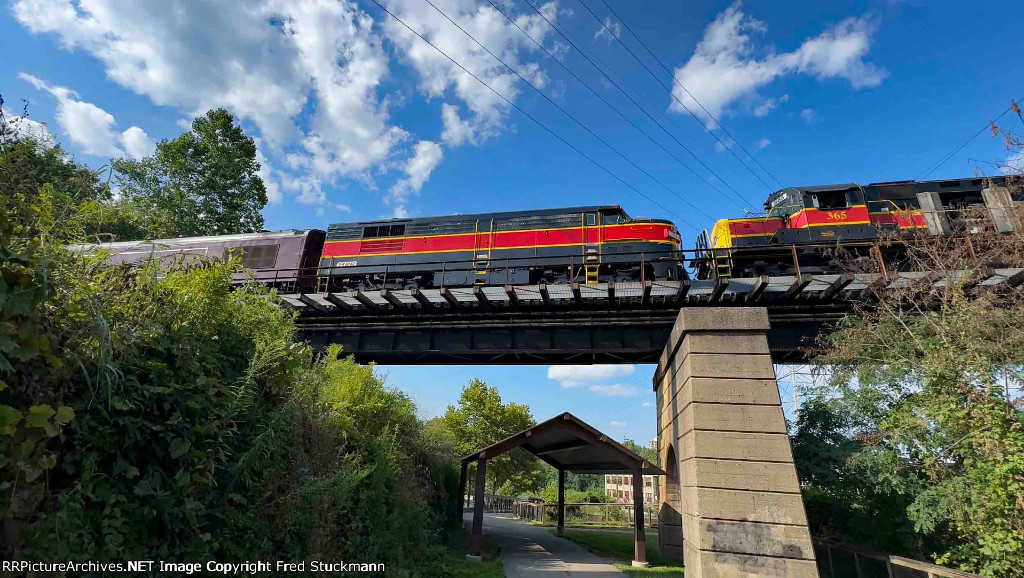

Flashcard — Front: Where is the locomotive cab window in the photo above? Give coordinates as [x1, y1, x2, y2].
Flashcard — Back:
[585, 213, 598, 226]
[601, 209, 630, 225]
[224, 244, 279, 270]
[808, 190, 848, 210]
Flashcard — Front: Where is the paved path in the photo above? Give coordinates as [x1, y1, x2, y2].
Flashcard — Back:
[464, 513, 625, 577]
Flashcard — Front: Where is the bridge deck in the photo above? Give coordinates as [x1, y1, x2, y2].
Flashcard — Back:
[281, 270, 1023, 364]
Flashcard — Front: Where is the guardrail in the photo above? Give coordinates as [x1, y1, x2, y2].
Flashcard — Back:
[464, 494, 516, 513]
[814, 540, 983, 578]
[276, 247, 690, 290]
[513, 500, 658, 528]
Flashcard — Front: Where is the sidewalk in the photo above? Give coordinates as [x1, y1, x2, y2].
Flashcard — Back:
[465, 512, 625, 577]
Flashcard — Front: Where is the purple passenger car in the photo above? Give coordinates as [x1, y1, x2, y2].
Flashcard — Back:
[68, 230, 326, 290]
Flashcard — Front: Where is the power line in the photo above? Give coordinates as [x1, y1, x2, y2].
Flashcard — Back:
[593, 0, 784, 189]
[516, 0, 757, 210]
[916, 97, 1022, 180]
[418, 0, 717, 222]
[607, 370, 657, 416]
[579, 0, 775, 196]
[480, 0, 745, 211]
[364, 0, 701, 231]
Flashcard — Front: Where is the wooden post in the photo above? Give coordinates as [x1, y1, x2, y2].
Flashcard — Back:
[457, 461, 468, 520]
[557, 468, 566, 535]
[632, 467, 648, 567]
[468, 458, 487, 560]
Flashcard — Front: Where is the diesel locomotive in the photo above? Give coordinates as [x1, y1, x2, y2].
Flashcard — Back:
[319, 205, 683, 290]
[696, 176, 1018, 279]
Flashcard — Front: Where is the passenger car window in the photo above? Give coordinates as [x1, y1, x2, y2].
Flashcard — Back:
[225, 244, 280, 270]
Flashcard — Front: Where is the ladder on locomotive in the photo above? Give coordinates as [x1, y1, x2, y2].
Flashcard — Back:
[582, 212, 601, 284]
[473, 219, 494, 285]
[697, 229, 732, 279]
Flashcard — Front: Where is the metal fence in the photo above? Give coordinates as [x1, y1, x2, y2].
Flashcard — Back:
[465, 494, 516, 513]
[814, 541, 983, 578]
[513, 501, 658, 528]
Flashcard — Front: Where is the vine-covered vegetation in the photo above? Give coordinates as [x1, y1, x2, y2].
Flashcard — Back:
[797, 205, 1024, 576]
[0, 104, 463, 573]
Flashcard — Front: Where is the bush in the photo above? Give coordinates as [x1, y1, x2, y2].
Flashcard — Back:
[1, 130, 460, 571]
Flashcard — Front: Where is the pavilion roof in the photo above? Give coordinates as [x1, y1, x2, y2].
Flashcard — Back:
[461, 412, 665, 475]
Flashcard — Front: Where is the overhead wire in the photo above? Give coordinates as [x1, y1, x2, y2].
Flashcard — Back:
[516, 0, 757, 210]
[916, 97, 1022, 180]
[364, 0, 701, 231]
[417, 0, 718, 222]
[578, 0, 775, 197]
[593, 0, 784, 189]
[479, 0, 745, 212]
[606, 369, 657, 416]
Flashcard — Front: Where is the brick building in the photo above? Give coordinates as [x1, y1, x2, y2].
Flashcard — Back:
[604, 473, 659, 504]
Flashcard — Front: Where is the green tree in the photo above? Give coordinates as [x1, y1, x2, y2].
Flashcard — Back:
[1, 101, 462, 572]
[0, 98, 114, 243]
[622, 439, 657, 466]
[791, 398, 928, 555]
[439, 379, 545, 496]
[817, 219, 1024, 576]
[113, 108, 267, 238]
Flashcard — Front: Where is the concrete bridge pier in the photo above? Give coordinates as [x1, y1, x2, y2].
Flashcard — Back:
[655, 307, 818, 577]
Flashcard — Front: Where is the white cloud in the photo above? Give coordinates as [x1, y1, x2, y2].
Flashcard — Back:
[669, 3, 885, 121]
[389, 139, 443, 216]
[19, 72, 154, 159]
[1002, 150, 1024, 175]
[608, 420, 626, 428]
[800, 108, 816, 123]
[641, 401, 652, 408]
[593, 16, 621, 44]
[13, 0, 304, 143]
[13, 0, 558, 212]
[757, 138, 771, 149]
[589, 384, 638, 397]
[280, 0, 408, 182]
[254, 141, 283, 204]
[382, 0, 560, 147]
[6, 114, 52, 143]
[120, 126, 155, 160]
[547, 364, 635, 388]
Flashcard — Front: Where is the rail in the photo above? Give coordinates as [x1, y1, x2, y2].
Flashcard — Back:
[814, 540, 983, 578]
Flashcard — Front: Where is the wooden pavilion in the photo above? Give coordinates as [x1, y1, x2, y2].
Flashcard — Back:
[459, 412, 665, 567]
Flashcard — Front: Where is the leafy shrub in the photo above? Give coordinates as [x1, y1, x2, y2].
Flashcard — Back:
[1, 117, 460, 571]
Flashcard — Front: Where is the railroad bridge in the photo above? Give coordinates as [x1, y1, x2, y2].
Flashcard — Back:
[282, 268, 1023, 364]
[277, 267, 1020, 577]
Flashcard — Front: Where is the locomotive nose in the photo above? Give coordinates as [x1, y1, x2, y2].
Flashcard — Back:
[667, 225, 681, 243]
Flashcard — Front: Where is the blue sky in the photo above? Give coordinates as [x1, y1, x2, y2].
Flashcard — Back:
[3, 0, 1021, 442]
